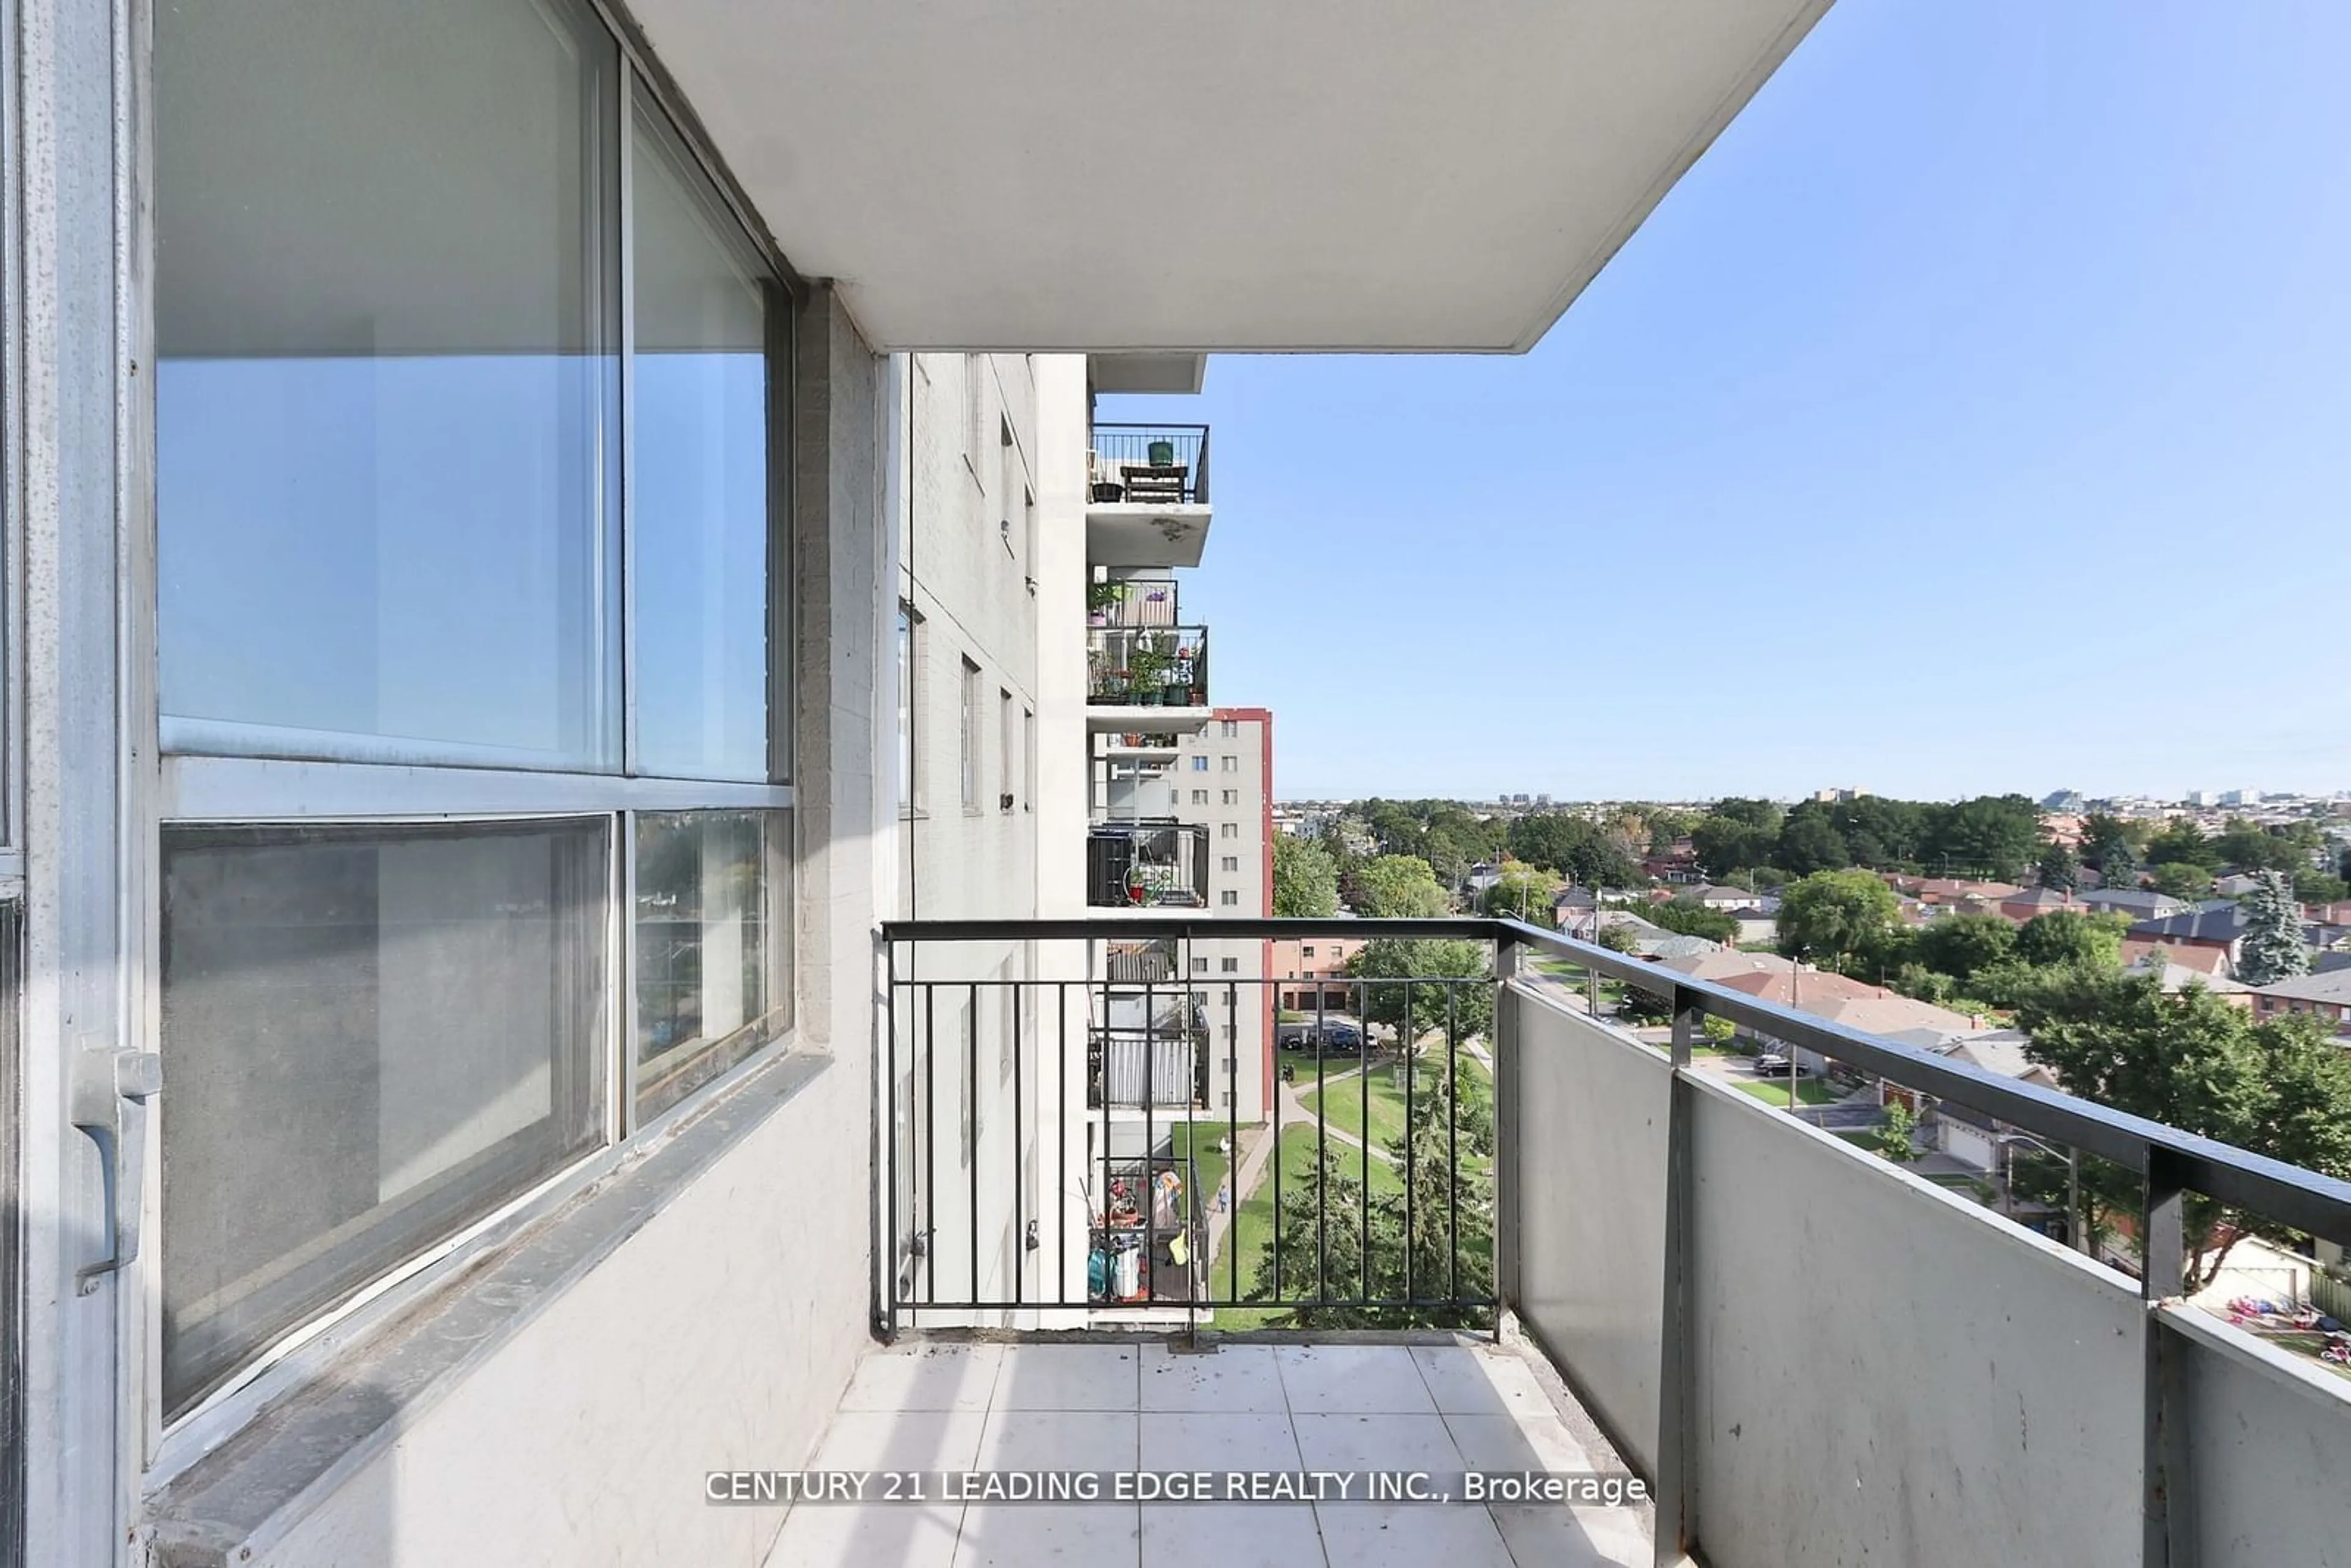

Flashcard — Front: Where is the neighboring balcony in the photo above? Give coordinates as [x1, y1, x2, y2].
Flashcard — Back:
[1085, 625, 1209, 732]
[1087, 820, 1209, 909]
[860, 915, 2351, 1568]
[1087, 423, 1213, 570]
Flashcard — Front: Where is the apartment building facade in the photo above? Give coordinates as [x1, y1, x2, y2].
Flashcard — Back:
[31, 6, 2333, 1568]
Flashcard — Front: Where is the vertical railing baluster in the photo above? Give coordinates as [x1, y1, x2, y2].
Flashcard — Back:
[2142, 1149, 2191, 1568]
[1656, 986, 1704, 1566]
[1057, 980, 1068, 1308]
[883, 941, 898, 1338]
[1144, 977, 1158, 1306]
[1011, 973, 1024, 1311]
[924, 984, 937, 1308]
[1404, 981, 1417, 1308]
[1490, 939, 1515, 1319]
[1314, 982, 1328, 1305]
[969, 981, 981, 1308]
[1227, 980, 1240, 1308]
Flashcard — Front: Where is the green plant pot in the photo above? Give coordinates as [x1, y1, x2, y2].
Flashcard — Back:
[1147, 440, 1175, 466]
[1163, 683, 1190, 706]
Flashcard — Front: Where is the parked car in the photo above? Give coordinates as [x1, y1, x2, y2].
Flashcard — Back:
[1754, 1053, 1809, 1077]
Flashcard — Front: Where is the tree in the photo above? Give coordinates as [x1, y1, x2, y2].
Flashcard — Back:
[2148, 862, 2214, 902]
[2098, 843, 2140, 891]
[2080, 813, 2143, 872]
[1347, 938, 1495, 1041]
[2020, 973, 2351, 1291]
[1775, 870, 1902, 972]
[1595, 921, 1641, 955]
[2212, 819, 2303, 876]
[2013, 909, 2128, 970]
[1506, 812, 1638, 890]
[1878, 1097, 1918, 1163]
[2293, 869, 2350, 905]
[2035, 841, 2079, 893]
[1273, 834, 1341, 918]
[1254, 1056, 1493, 1327]
[1691, 803, 1782, 877]
[2237, 869, 2311, 987]
[1924, 795, 2042, 882]
[1648, 898, 1740, 944]
[1348, 854, 1450, 919]
[2145, 820, 2220, 871]
[1912, 913, 2018, 987]
[1777, 807, 1852, 877]
[1480, 861, 1562, 922]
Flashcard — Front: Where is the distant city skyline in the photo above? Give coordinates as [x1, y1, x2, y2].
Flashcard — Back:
[1104, 2, 2351, 801]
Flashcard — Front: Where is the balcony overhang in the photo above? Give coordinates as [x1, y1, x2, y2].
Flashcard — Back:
[1087, 503, 1211, 569]
[628, 0, 1833, 352]
[1087, 707, 1210, 735]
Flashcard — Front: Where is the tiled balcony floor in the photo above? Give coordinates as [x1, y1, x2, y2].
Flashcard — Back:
[764, 1336, 1652, 1568]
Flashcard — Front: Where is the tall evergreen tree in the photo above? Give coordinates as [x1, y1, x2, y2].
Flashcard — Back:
[2237, 869, 2310, 987]
[2035, 841, 2079, 893]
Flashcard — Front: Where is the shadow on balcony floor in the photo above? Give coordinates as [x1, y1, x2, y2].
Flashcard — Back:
[764, 1334, 1652, 1567]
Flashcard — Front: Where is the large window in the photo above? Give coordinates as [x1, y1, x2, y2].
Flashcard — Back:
[631, 84, 778, 781]
[156, 0, 622, 768]
[159, 820, 609, 1418]
[153, 0, 798, 1426]
[635, 812, 791, 1120]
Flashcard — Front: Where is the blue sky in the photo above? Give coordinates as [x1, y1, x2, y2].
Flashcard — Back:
[1103, 1, 2351, 805]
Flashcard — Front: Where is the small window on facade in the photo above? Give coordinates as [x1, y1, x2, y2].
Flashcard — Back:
[1221, 720, 1238, 738]
[1191, 756, 1209, 773]
[1223, 789, 1238, 806]
[1221, 756, 1238, 773]
[1220, 958, 1239, 973]
[1191, 789, 1208, 805]
[1220, 891, 1239, 907]
[998, 688, 1014, 811]
[959, 658, 981, 810]
[1221, 822, 1238, 840]
[1221, 855, 1239, 872]
[1190, 956, 1209, 973]
[1302, 945, 1316, 958]
[1022, 707, 1035, 812]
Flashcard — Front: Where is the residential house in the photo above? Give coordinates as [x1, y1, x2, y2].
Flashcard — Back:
[1998, 887, 2078, 925]
[2248, 970, 2351, 1037]
[2123, 904, 2251, 975]
[2123, 955, 2252, 1006]
[2081, 888, 2191, 921]
[1921, 1031, 2060, 1175]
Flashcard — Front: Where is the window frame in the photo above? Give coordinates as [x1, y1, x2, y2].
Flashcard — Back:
[139, 6, 809, 1472]
[959, 657, 981, 812]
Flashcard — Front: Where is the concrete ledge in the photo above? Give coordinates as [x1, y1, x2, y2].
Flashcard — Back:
[143, 1049, 835, 1568]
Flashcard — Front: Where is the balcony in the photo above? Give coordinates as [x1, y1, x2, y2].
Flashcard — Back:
[1086, 626, 1210, 732]
[1087, 821, 1210, 909]
[849, 916, 2351, 1568]
[1087, 424, 1213, 569]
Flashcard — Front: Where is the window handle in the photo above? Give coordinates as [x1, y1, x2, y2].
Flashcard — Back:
[70, 1048, 162, 1296]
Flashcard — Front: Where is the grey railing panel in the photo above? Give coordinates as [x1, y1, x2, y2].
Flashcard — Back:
[1685, 1078, 2143, 1568]
[1507, 984, 1670, 1475]
[2166, 1306, 2350, 1562]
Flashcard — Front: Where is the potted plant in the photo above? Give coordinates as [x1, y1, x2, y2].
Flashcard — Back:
[1125, 640, 1169, 705]
[1147, 438, 1176, 467]
[1087, 579, 1123, 628]
[1092, 479, 1125, 503]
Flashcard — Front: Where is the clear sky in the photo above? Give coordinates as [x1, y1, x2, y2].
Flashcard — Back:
[1103, 1, 2351, 805]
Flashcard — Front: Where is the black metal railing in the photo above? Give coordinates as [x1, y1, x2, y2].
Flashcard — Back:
[1087, 821, 1209, 908]
[881, 918, 1496, 1327]
[1090, 574, 1182, 629]
[1089, 423, 1210, 506]
[1085, 625, 1207, 708]
[880, 916, 2351, 1321]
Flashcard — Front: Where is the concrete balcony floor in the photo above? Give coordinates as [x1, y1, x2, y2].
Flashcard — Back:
[765, 1335, 1651, 1567]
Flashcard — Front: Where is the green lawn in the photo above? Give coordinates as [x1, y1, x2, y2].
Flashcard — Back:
[1169, 1120, 1233, 1219]
[1738, 1076, 1836, 1108]
[1210, 1121, 1410, 1329]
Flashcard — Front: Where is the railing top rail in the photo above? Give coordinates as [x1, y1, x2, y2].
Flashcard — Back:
[1090, 421, 1211, 436]
[881, 914, 2351, 1251]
